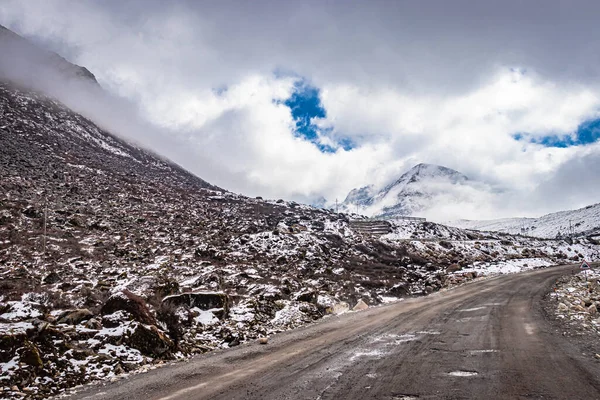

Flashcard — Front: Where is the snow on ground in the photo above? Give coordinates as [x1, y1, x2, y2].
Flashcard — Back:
[448, 203, 600, 238]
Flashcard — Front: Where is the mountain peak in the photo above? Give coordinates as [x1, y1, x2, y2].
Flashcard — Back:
[341, 163, 472, 218]
[405, 163, 468, 180]
[0, 24, 100, 88]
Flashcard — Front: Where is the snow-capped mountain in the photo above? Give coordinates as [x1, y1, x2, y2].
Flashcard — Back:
[341, 163, 481, 219]
[448, 203, 600, 239]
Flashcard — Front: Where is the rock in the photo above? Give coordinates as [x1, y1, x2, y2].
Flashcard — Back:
[352, 299, 369, 311]
[43, 271, 61, 284]
[447, 264, 462, 272]
[58, 309, 93, 325]
[163, 291, 229, 314]
[101, 290, 156, 325]
[327, 302, 350, 315]
[572, 305, 586, 312]
[294, 290, 317, 303]
[84, 317, 102, 330]
[258, 337, 269, 344]
[557, 302, 569, 312]
[588, 304, 598, 315]
[127, 323, 174, 358]
[20, 340, 43, 368]
[388, 283, 410, 297]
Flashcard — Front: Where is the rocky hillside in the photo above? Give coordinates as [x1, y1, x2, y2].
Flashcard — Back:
[0, 82, 467, 398]
[449, 203, 600, 239]
[341, 163, 480, 219]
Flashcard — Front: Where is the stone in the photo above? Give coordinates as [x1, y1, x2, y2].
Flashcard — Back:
[58, 309, 93, 325]
[352, 299, 369, 311]
[328, 302, 350, 315]
[84, 318, 102, 330]
[588, 304, 598, 315]
[447, 264, 462, 272]
[43, 272, 61, 284]
[163, 291, 229, 314]
[557, 302, 569, 312]
[572, 305, 586, 312]
[258, 337, 269, 344]
[20, 341, 43, 368]
[127, 324, 175, 358]
[101, 290, 156, 325]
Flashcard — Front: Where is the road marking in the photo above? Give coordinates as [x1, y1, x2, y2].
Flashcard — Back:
[448, 370, 479, 377]
[155, 382, 208, 400]
[460, 306, 486, 312]
[469, 349, 498, 354]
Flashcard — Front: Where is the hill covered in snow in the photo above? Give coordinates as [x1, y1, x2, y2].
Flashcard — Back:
[448, 203, 600, 239]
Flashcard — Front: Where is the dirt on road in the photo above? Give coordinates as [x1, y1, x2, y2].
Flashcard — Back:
[65, 265, 600, 400]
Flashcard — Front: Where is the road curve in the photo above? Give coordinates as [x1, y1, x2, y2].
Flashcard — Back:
[67, 265, 600, 400]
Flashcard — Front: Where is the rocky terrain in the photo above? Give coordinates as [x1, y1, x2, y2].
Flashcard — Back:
[1, 81, 598, 398]
[0, 26, 600, 398]
[545, 265, 600, 363]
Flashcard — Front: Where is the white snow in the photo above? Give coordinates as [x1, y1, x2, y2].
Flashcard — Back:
[448, 203, 600, 238]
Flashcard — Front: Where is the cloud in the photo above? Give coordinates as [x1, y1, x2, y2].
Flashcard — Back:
[1, 0, 600, 221]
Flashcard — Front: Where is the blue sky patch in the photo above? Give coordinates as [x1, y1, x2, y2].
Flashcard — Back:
[282, 80, 354, 153]
[513, 118, 600, 148]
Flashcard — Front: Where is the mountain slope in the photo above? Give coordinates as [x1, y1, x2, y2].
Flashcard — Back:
[448, 203, 600, 239]
[0, 24, 99, 89]
[342, 163, 474, 218]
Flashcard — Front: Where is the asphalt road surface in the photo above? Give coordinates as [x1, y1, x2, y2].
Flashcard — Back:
[67, 264, 600, 400]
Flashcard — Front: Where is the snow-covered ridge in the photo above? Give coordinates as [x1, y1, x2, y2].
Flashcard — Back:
[447, 202, 600, 239]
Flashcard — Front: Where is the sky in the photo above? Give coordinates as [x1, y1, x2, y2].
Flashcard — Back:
[1, 0, 600, 221]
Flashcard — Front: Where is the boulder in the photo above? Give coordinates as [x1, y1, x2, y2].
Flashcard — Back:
[352, 299, 369, 311]
[588, 304, 598, 315]
[163, 291, 229, 314]
[127, 323, 175, 358]
[43, 272, 61, 284]
[447, 264, 462, 272]
[328, 302, 350, 315]
[58, 309, 93, 325]
[84, 318, 102, 330]
[557, 302, 569, 312]
[20, 340, 43, 368]
[101, 290, 155, 325]
[294, 290, 317, 303]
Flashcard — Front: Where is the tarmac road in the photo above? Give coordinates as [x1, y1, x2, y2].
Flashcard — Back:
[67, 264, 600, 400]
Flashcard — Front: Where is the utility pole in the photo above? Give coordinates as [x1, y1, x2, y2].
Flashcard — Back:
[569, 219, 573, 237]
